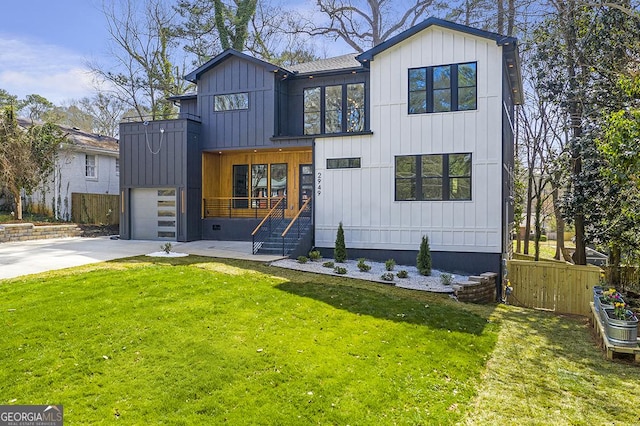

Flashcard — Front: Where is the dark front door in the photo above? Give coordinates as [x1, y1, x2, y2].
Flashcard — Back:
[299, 164, 313, 208]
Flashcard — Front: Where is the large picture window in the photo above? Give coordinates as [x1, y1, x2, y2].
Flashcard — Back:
[408, 62, 476, 114]
[395, 153, 471, 201]
[304, 83, 365, 135]
[214, 93, 249, 111]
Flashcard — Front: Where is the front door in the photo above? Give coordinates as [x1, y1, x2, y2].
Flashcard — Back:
[299, 164, 313, 208]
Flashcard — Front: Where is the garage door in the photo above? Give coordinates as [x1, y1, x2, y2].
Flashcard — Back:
[131, 188, 177, 240]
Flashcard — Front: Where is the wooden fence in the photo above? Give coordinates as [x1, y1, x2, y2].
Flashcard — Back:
[603, 266, 640, 293]
[71, 193, 120, 225]
[507, 259, 601, 317]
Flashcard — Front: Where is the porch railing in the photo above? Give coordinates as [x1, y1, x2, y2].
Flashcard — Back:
[251, 197, 286, 254]
[280, 197, 313, 256]
[203, 197, 284, 219]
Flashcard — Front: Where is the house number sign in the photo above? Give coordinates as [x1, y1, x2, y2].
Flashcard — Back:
[317, 171, 322, 196]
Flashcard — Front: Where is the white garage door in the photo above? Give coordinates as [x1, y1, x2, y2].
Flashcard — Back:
[131, 188, 177, 240]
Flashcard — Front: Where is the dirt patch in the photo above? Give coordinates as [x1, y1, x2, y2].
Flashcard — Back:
[77, 224, 120, 238]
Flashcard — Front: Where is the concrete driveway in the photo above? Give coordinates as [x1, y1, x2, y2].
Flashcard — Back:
[0, 237, 284, 280]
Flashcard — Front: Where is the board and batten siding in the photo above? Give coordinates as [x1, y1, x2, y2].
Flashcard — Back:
[314, 26, 504, 254]
[197, 56, 275, 150]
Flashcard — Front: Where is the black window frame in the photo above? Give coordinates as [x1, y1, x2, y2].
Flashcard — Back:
[394, 153, 472, 201]
[326, 157, 361, 169]
[303, 82, 366, 135]
[408, 62, 477, 114]
[214, 92, 249, 111]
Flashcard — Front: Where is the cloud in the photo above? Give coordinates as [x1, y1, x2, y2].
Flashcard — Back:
[0, 35, 99, 104]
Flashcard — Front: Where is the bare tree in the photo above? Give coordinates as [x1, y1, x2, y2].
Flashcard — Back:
[297, 0, 438, 53]
[91, 0, 189, 121]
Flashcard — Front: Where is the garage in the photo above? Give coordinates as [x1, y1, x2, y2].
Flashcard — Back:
[131, 188, 177, 240]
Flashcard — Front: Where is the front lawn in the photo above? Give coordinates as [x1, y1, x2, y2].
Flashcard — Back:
[2, 256, 640, 425]
[0, 257, 497, 424]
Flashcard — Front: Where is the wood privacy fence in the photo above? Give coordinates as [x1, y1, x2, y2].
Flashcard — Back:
[71, 193, 120, 225]
[603, 266, 640, 293]
[507, 259, 601, 317]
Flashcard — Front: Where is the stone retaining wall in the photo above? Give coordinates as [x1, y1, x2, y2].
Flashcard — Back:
[453, 272, 498, 303]
[0, 223, 82, 243]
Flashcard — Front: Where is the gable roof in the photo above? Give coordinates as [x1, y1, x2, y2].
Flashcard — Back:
[357, 17, 523, 104]
[288, 53, 361, 75]
[17, 118, 119, 154]
[184, 49, 288, 82]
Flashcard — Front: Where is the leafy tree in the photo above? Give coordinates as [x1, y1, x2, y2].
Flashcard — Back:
[19, 94, 54, 121]
[0, 89, 18, 109]
[334, 222, 347, 263]
[417, 235, 432, 276]
[0, 107, 64, 219]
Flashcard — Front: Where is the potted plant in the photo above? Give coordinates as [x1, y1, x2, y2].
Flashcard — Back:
[603, 302, 639, 348]
[599, 288, 624, 324]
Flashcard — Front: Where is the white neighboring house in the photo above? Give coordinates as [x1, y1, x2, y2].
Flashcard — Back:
[20, 119, 120, 221]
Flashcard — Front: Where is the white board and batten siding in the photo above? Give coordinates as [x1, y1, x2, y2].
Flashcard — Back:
[314, 26, 505, 255]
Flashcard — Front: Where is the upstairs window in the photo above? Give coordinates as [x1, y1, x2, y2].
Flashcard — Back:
[395, 153, 472, 201]
[214, 92, 249, 111]
[304, 83, 366, 135]
[85, 154, 96, 178]
[408, 62, 477, 114]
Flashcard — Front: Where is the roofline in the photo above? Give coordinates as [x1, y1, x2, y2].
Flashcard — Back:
[356, 18, 516, 62]
[185, 49, 289, 82]
[167, 93, 197, 102]
[356, 17, 523, 105]
[288, 66, 366, 79]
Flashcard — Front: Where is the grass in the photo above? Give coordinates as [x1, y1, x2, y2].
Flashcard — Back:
[0, 257, 497, 424]
[0, 211, 63, 224]
[516, 240, 575, 260]
[2, 256, 640, 425]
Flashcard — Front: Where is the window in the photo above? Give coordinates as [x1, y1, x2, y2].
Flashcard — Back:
[304, 83, 366, 135]
[85, 154, 96, 178]
[304, 87, 321, 135]
[327, 158, 361, 169]
[115, 158, 120, 175]
[395, 153, 471, 201]
[214, 93, 249, 111]
[408, 62, 476, 114]
[270, 164, 287, 198]
[233, 165, 249, 208]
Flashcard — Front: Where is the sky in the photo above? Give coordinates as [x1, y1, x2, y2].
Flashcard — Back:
[0, 0, 343, 106]
[0, 0, 111, 104]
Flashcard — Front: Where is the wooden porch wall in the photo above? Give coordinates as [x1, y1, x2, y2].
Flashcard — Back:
[202, 149, 312, 217]
[507, 259, 601, 317]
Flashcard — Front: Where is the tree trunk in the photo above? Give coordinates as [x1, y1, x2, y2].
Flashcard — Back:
[15, 191, 23, 220]
[551, 182, 567, 261]
[523, 172, 533, 255]
[609, 244, 621, 289]
[497, 0, 504, 34]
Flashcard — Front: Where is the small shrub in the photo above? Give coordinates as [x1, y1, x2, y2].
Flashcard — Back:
[417, 235, 432, 276]
[161, 242, 172, 254]
[539, 235, 548, 242]
[385, 259, 396, 271]
[334, 222, 347, 263]
[381, 272, 395, 282]
[357, 258, 371, 272]
[440, 273, 454, 285]
[308, 250, 321, 261]
[397, 270, 409, 279]
[297, 256, 308, 264]
[334, 266, 347, 274]
[322, 261, 335, 268]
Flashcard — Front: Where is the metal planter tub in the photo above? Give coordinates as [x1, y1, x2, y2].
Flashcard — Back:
[593, 286, 604, 312]
[603, 308, 639, 348]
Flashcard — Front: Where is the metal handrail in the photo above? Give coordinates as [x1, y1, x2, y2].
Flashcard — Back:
[203, 196, 283, 219]
[251, 197, 286, 236]
[281, 196, 312, 237]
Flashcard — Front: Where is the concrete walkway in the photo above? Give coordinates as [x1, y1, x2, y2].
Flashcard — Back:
[0, 237, 284, 280]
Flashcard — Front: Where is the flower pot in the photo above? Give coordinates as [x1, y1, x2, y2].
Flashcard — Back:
[604, 308, 639, 348]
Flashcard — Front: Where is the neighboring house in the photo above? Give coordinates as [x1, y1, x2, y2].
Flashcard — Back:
[22, 119, 120, 221]
[118, 18, 523, 276]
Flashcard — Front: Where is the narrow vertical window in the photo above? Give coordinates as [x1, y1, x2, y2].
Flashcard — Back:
[270, 163, 287, 199]
[85, 154, 96, 178]
[251, 164, 268, 208]
[303, 87, 321, 135]
[408, 68, 427, 114]
[448, 154, 472, 200]
[457, 63, 477, 111]
[346, 83, 365, 132]
[432, 66, 452, 112]
[233, 164, 249, 208]
[324, 85, 343, 133]
[421, 155, 443, 200]
[395, 156, 417, 201]
[115, 158, 120, 175]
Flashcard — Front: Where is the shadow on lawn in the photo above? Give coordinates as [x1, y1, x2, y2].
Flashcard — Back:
[275, 280, 495, 336]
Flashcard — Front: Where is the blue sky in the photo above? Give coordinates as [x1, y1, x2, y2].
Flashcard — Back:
[0, 0, 110, 104]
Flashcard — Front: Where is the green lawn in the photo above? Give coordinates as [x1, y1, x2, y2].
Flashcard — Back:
[2, 256, 640, 425]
